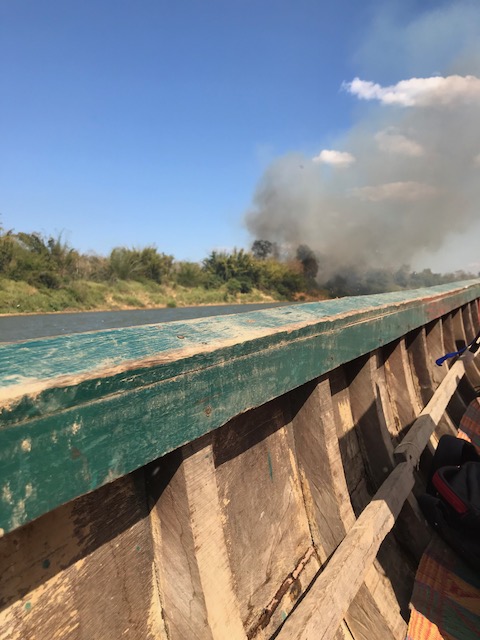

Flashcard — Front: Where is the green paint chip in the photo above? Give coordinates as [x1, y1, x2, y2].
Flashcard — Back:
[267, 451, 273, 481]
[42, 559, 50, 569]
[281, 611, 287, 621]
[135, 545, 141, 552]
[25, 602, 32, 612]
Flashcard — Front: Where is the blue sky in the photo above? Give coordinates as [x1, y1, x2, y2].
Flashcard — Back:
[1, 0, 479, 272]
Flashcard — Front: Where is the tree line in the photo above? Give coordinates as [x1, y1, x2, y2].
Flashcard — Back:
[0, 229, 312, 300]
[0, 227, 476, 301]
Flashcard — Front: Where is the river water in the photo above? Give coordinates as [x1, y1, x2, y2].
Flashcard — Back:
[0, 302, 292, 343]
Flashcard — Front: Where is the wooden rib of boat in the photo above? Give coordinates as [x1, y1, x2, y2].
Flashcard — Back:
[1, 280, 480, 640]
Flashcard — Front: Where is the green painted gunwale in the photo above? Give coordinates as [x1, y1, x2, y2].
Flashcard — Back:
[1, 280, 480, 534]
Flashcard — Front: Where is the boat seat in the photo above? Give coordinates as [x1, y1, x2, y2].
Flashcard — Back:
[406, 398, 480, 640]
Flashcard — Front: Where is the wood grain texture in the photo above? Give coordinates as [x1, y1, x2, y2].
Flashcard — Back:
[290, 376, 355, 560]
[292, 373, 405, 640]
[345, 353, 395, 491]
[0, 472, 164, 640]
[182, 438, 245, 640]
[146, 449, 213, 640]
[471, 299, 480, 329]
[329, 367, 372, 515]
[381, 339, 419, 440]
[394, 354, 476, 464]
[451, 307, 480, 389]
[462, 303, 480, 389]
[431, 316, 467, 423]
[212, 398, 315, 638]
[2, 282, 480, 534]
[276, 462, 415, 640]
[406, 325, 456, 438]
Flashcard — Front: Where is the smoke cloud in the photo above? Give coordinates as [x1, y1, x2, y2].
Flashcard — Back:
[245, 3, 480, 278]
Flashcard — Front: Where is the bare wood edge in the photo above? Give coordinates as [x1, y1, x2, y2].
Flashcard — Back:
[277, 335, 479, 640]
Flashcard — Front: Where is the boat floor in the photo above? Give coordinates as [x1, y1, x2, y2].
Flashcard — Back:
[407, 400, 480, 640]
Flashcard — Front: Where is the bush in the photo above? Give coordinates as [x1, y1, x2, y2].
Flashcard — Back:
[226, 278, 242, 295]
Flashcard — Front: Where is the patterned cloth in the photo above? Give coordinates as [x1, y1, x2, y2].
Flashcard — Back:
[456, 398, 480, 452]
[406, 536, 480, 640]
[406, 398, 480, 640]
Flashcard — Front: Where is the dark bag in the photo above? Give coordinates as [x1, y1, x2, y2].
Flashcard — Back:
[418, 435, 480, 571]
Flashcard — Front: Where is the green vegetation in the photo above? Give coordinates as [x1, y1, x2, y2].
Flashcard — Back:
[0, 227, 319, 314]
[0, 224, 476, 314]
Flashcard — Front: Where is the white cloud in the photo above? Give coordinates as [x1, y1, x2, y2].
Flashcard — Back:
[352, 181, 438, 202]
[375, 129, 424, 157]
[344, 75, 480, 107]
[312, 149, 355, 167]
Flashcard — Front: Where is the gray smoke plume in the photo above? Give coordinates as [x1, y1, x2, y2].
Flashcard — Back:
[245, 4, 480, 278]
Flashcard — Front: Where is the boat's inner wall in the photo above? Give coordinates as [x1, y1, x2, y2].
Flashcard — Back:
[2, 297, 479, 640]
[2, 281, 480, 536]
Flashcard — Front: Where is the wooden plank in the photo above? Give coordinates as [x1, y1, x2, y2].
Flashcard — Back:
[471, 299, 480, 327]
[303, 373, 403, 640]
[2, 282, 480, 533]
[329, 367, 372, 515]
[345, 353, 395, 490]
[182, 437, 245, 640]
[366, 348, 424, 624]
[381, 339, 419, 440]
[345, 582, 404, 640]
[394, 354, 475, 464]
[442, 312, 476, 406]
[451, 307, 480, 389]
[0, 472, 164, 640]
[276, 462, 415, 640]
[290, 376, 355, 560]
[406, 325, 456, 438]
[334, 622, 355, 640]
[211, 397, 315, 638]
[146, 450, 213, 640]
[461, 303, 480, 385]
[278, 330, 469, 640]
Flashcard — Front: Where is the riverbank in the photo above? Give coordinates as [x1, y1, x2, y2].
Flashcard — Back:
[0, 277, 325, 315]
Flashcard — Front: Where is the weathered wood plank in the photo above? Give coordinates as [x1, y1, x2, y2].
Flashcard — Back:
[281, 333, 461, 640]
[394, 352, 476, 464]
[291, 373, 404, 640]
[146, 450, 213, 640]
[0, 473, 164, 640]
[442, 312, 476, 406]
[329, 367, 372, 515]
[212, 398, 315, 639]
[451, 307, 480, 389]
[276, 462, 415, 640]
[461, 303, 480, 384]
[182, 438, 246, 640]
[381, 339, 419, 440]
[290, 376, 355, 559]
[2, 282, 480, 533]
[471, 299, 480, 329]
[406, 324, 456, 438]
[344, 353, 395, 490]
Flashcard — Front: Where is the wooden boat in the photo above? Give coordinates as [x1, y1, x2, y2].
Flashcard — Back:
[1, 280, 480, 640]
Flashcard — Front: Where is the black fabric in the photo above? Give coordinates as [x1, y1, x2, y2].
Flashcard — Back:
[418, 435, 480, 571]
